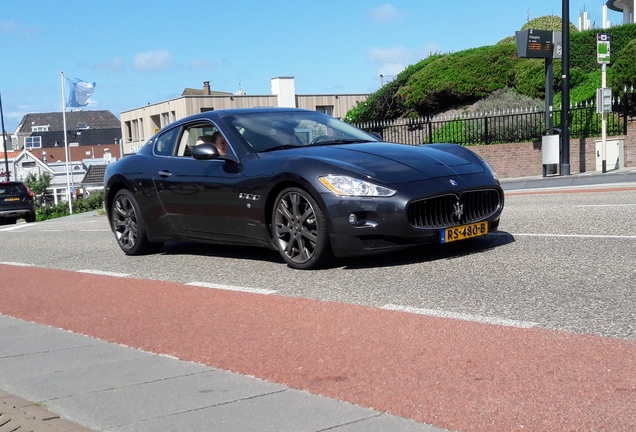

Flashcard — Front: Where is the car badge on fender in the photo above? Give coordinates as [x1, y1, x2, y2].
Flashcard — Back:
[449, 179, 458, 186]
[452, 201, 464, 221]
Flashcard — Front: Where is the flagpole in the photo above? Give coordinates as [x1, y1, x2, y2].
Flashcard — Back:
[0, 92, 11, 181]
[60, 71, 73, 214]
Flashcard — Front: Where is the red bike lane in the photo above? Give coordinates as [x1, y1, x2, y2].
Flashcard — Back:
[1, 264, 634, 431]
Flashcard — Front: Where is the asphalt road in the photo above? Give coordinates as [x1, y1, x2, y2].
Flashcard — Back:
[1, 183, 635, 341]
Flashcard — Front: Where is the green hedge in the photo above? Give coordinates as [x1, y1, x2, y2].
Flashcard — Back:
[36, 192, 105, 222]
[571, 24, 636, 73]
[345, 22, 636, 123]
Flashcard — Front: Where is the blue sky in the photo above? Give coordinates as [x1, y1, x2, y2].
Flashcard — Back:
[0, 0, 622, 132]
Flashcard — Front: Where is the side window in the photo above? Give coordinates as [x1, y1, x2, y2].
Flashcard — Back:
[154, 127, 179, 156]
[177, 122, 221, 157]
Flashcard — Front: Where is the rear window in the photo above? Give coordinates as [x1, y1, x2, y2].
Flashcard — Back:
[0, 183, 27, 197]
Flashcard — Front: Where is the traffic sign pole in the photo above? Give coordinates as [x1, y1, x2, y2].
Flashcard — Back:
[597, 33, 611, 173]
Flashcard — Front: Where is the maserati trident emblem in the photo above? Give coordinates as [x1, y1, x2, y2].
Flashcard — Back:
[449, 179, 458, 186]
[452, 201, 464, 221]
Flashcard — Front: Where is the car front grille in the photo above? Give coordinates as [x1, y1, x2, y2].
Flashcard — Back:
[407, 189, 502, 229]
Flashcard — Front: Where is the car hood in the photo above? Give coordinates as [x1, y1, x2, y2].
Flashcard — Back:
[270, 142, 486, 183]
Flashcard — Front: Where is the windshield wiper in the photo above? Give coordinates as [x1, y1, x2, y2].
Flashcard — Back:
[259, 144, 302, 152]
[309, 138, 373, 146]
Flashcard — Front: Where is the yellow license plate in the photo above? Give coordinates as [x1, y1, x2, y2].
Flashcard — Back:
[4, 197, 19, 201]
[441, 222, 488, 244]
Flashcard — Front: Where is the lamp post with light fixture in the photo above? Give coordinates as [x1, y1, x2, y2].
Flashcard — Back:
[561, 0, 571, 176]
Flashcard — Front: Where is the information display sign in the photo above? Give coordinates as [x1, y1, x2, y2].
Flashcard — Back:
[516, 29, 553, 59]
[597, 33, 611, 64]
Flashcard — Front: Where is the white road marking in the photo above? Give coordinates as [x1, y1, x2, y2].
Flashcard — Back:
[0, 224, 34, 232]
[513, 233, 636, 239]
[0, 262, 33, 267]
[77, 269, 131, 278]
[575, 204, 636, 208]
[382, 304, 538, 329]
[186, 282, 277, 295]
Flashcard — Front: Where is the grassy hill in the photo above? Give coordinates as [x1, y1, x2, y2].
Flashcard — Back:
[345, 17, 636, 124]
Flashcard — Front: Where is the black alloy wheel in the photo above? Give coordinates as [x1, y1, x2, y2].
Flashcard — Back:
[111, 189, 163, 255]
[272, 187, 332, 270]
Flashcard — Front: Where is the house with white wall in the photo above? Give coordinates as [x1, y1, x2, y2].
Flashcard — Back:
[120, 76, 369, 154]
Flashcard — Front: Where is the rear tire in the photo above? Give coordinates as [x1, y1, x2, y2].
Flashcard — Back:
[110, 189, 163, 255]
[272, 187, 333, 270]
[24, 213, 36, 223]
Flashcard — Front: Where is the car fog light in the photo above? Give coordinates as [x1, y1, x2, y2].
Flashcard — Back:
[348, 213, 358, 225]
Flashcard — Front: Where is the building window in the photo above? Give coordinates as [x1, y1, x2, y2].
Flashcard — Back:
[316, 105, 334, 116]
[161, 113, 170, 127]
[25, 136, 42, 149]
[31, 125, 49, 132]
[124, 121, 132, 141]
[132, 120, 139, 141]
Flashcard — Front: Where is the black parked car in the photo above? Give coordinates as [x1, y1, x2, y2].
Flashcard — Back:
[0, 181, 36, 225]
[105, 108, 504, 269]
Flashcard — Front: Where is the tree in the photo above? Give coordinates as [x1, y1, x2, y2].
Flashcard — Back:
[611, 38, 636, 93]
[23, 172, 53, 207]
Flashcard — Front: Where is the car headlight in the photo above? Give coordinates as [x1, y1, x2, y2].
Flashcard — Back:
[318, 175, 396, 197]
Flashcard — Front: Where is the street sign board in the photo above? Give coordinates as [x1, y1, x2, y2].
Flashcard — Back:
[597, 33, 611, 64]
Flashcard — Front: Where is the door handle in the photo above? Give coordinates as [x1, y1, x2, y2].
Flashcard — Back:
[158, 171, 172, 178]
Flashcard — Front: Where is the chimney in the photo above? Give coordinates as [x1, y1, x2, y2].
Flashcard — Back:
[203, 81, 211, 95]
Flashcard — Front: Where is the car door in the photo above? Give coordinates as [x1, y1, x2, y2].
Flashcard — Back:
[152, 121, 248, 241]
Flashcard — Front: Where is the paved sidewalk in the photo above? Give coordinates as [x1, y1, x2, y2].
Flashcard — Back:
[500, 167, 636, 190]
[0, 315, 442, 432]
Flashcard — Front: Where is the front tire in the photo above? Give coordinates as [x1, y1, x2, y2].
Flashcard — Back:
[272, 187, 333, 270]
[110, 189, 163, 255]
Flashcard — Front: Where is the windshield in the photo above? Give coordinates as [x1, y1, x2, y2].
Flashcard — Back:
[223, 110, 379, 153]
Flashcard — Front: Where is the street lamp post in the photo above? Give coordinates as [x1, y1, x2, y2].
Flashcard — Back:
[561, 0, 571, 176]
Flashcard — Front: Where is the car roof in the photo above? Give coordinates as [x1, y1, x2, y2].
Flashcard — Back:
[175, 107, 316, 124]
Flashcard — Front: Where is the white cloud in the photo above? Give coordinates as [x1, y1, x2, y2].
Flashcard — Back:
[189, 58, 212, 70]
[133, 50, 174, 71]
[366, 44, 441, 77]
[0, 20, 19, 34]
[368, 4, 403, 24]
[94, 57, 125, 72]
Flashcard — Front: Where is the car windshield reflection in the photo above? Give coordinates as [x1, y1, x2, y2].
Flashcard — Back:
[224, 110, 379, 153]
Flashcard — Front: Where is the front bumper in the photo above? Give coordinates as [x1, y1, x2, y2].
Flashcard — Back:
[319, 176, 504, 257]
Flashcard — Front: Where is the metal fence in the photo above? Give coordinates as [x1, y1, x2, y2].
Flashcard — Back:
[351, 97, 632, 146]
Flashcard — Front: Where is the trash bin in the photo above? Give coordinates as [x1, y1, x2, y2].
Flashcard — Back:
[542, 131, 560, 177]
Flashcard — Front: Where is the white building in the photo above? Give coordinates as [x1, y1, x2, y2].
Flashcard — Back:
[607, 0, 635, 25]
[120, 77, 369, 154]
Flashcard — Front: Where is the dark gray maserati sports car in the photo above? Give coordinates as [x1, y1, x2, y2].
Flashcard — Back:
[104, 108, 504, 269]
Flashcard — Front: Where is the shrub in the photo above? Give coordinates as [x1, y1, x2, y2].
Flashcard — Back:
[611, 38, 636, 92]
[397, 45, 519, 114]
[36, 191, 105, 222]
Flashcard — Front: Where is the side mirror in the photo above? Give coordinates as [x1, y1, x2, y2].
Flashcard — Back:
[191, 143, 220, 160]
